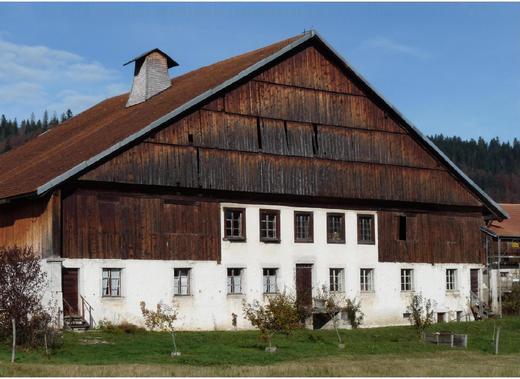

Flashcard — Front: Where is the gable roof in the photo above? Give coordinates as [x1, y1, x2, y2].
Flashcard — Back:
[0, 31, 508, 220]
[123, 48, 179, 68]
[488, 204, 520, 238]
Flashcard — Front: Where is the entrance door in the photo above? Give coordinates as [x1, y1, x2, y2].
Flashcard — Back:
[62, 268, 79, 315]
[470, 269, 479, 295]
[296, 264, 313, 321]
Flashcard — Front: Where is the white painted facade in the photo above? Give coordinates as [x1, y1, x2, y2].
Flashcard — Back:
[45, 202, 482, 330]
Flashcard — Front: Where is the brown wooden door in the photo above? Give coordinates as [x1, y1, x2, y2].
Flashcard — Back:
[296, 264, 313, 320]
[470, 269, 479, 294]
[62, 268, 79, 315]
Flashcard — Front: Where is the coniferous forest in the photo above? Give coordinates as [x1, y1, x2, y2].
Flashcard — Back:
[0, 112, 518, 203]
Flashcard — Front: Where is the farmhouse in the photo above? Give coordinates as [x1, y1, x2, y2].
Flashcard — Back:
[0, 31, 508, 329]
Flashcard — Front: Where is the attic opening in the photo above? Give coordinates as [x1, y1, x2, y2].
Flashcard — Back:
[398, 215, 407, 241]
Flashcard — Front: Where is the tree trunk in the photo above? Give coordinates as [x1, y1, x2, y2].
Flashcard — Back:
[11, 318, 16, 363]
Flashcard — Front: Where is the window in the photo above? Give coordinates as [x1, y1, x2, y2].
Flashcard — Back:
[263, 268, 278, 293]
[357, 214, 375, 244]
[227, 268, 243, 294]
[327, 213, 345, 243]
[102, 268, 121, 297]
[401, 269, 414, 291]
[259, 209, 280, 242]
[403, 312, 411, 319]
[398, 215, 407, 241]
[329, 268, 345, 292]
[174, 268, 191, 295]
[294, 211, 313, 242]
[360, 268, 374, 292]
[437, 312, 445, 323]
[456, 311, 463, 322]
[446, 269, 458, 291]
[224, 208, 246, 241]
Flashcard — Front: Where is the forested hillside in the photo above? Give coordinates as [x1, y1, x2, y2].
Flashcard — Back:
[430, 135, 520, 203]
[0, 110, 73, 153]
[0, 112, 518, 203]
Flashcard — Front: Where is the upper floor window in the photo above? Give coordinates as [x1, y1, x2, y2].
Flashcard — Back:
[102, 268, 121, 297]
[259, 209, 280, 243]
[227, 268, 243, 294]
[327, 213, 345, 243]
[401, 269, 414, 291]
[357, 214, 375, 244]
[174, 268, 191, 295]
[294, 211, 313, 242]
[224, 208, 246, 241]
[360, 268, 374, 292]
[329, 268, 345, 292]
[263, 268, 278, 294]
[446, 269, 458, 291]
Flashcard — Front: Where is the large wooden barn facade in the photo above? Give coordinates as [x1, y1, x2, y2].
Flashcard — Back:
[0, 31, 507, 329]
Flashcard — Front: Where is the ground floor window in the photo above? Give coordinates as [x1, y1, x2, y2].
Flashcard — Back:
[227, 268, 243, 294]
[329, 268, 345, 292]
[401, 269, 414, 291]
[437, 312, 445, 323]
[360, 268, 374, 292]
[102, 268, 121, 297]
[446, 269, 458, 291]
[174, 268, 191, 295]
[263, 268, 278, 293]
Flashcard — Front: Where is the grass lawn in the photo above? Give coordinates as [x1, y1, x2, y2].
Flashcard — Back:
[1, 317, 520, 376]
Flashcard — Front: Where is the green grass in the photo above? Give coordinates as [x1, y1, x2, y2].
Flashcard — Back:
[1, 317, 520, 376]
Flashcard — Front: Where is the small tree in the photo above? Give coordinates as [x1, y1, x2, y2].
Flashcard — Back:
[0, 246, 47, 362]
[140, 301, 180, 357]
[407, 293, 434, 337]
[344, 298, 364, 329]
[242, 291, 301, 352]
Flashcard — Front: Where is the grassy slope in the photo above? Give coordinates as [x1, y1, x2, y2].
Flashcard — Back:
[1, 317, 520, 376]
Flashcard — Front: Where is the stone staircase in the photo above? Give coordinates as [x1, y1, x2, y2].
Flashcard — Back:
[64, 315, 91, 331]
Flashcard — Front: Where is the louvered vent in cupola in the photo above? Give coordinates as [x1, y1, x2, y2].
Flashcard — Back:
[124, 48, 178, 107]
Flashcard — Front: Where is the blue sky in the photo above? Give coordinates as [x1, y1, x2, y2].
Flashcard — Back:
[0, 3, 519, 142]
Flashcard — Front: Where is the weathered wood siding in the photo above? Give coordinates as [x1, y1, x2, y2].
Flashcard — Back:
[62, 189, 221, 261]
[378, 211, 485, 263]
[81, 46, 481, 208]
[0, 192, 60, 258]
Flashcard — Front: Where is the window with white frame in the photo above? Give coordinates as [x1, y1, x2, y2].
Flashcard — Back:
[360, 268, 374, 292]
[263, 268, 278, 294]
[227, 268, 243, 294]
[102, 268, 121, 297]
[446, 269, 458, 291]
[174, 268, 191, 295]
[401, 269, 414, 291]
[329, 268, 345, 292]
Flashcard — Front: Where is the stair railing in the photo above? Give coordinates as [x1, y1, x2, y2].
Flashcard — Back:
[80, 295, 94, 328]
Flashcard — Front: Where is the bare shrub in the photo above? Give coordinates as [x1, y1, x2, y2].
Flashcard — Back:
[98, 319, 144, 334]
[407, 293, 434, 336]
[140, 301, 179, 356]
[0, 246, 50, 361]
[242, 291, 301, 352]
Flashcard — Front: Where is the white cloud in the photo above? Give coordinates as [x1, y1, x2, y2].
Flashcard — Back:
[0, 36, 127, 120]
[361, 37, 431, 60]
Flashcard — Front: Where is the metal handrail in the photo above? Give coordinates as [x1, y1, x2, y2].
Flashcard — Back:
[80, 295, 94, 328]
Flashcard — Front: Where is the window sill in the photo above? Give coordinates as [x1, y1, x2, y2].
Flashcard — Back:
[101, 296, 124, 300]
[223, 237, 246, 243]
[260, 239, 281, 244]
[360, 291, 375, 294]
[173, 294, 192, 297]
[357, 241, 376, 245]
[446, 290, 460, 295]
[227, 293, 245, 297]
[327, 240, 346, 244]
[295, 239, 314, 244]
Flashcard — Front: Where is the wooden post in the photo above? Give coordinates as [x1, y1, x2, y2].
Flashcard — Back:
[495, 327, 500, 355]
[11, 318, 16, 363]
[450, 334, 454, 348]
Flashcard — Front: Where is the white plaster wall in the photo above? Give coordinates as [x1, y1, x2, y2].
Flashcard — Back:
[50, 202, 483, 330]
